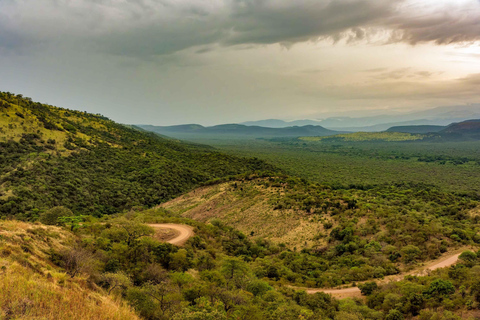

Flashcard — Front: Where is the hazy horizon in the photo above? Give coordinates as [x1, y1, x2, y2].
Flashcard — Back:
[1, 0, 479, 126]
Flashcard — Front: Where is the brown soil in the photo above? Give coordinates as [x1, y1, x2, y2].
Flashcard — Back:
[148, 224, 195, 246]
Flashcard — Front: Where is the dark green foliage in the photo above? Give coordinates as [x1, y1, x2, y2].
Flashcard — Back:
[0, 92, 279, 219]
[64, 213, 343, 319]
[358, 282, 378, 296]
[39, 206, 73, 225]
[246, 280, 273, 296]
[458, 251, 477, 267]
[198, 138, 480, 194]
[424, 279, 455, 298]
[385, 309, 404, 320]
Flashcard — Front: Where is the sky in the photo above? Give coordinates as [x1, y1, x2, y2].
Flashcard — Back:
[0, 0, 479, 126]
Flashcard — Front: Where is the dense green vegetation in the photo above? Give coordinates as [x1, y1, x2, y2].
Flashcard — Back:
[5, 208, 478, 320]
[0, 92, 277, 219]
[361, 250, 480, 319]
[299, 132, 427, 142]
[3, 92, 480, 319]
[40, 210, 343, 320]
[193, 138, 480, 193]
[166, 176, 480, 286]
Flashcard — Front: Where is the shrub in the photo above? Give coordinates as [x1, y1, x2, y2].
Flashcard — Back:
[459, 251, 477, 267]
[358, 282, 378, 296]
[40, 206, 73, 226]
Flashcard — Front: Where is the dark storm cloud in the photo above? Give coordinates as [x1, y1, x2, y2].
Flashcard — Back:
[387, 2, 480, 45]
[223, 0, 395, 45]
[0, 0, 479, 57]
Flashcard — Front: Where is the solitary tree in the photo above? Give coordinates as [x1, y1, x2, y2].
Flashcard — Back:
[102, 272, 132, 294]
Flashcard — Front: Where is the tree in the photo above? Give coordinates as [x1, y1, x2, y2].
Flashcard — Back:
[141, 281, 180, 317]
[246, 280, 273, 297]
[58, 215, 84, 231]
[459, 251, 477, 267]
[171, 297, 227, 320]
[60, 247, 98, 278]
[221, 257, 249, 289]
[40, 206, 73, 225]
[114, 219, 154, 246]
[401, 245, 421, 264]
[101, 272, 132, 294]
[424, 279, 455, 299]
[358, 282, 378, 296]
[170, 249, 191, 271]
[385, 309, 404, 320]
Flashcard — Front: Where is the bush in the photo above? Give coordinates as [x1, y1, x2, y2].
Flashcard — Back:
[358, 282, 378, 296]
[424, 279, 455, 298]
[459, 251, 477, 266]
[246, 280, 273, 296]
[40, 206, 73, 226]
[385, 309, 404, 320]
[401, 245, 421, 264]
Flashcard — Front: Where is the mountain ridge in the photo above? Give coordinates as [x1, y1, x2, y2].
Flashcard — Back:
[138, 123, 345, 140]
[240, 104, 480, 131]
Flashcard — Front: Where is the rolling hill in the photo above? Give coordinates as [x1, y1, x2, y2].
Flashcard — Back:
[137, 123, 344, 141]
[386, 125, 446, 134]
[0, 92, 278, 219]
[161, 177, 480, 281]
[442, 119, 480, 136]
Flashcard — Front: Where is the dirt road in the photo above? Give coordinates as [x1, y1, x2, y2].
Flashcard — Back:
[147, 223, 194, 246]
[302, 250, 467, 298]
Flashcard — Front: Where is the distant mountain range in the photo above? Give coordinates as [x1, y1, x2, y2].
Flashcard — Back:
[137, 124, 345, 140]
[387, 119, 480, 136]
[386, 125, 446, 134]
[440, 119, 480, 139]
[241, 104, 480, 132]
[137, 118, 480, 143]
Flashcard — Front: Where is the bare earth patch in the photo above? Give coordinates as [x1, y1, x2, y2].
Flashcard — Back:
[148, 224, 194, 246]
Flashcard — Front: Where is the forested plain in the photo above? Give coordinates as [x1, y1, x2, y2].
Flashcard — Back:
[198, 138, 480, 194]
[2, 93, 480, 319]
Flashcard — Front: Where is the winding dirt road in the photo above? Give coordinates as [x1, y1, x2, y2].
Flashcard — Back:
[301, 250, 468, 299]
[147, 223, 195, 246]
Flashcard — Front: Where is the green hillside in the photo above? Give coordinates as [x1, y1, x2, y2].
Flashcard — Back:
[163, 177, 480, 284]
[300, 131, 427, 142]
[138, 123, 343, 141]
[386, 125, 446, 134]
[0, 92, 277, 219]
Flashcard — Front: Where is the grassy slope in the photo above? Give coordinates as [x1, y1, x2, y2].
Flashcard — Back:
[162, 180, 327, 248]
[0, 221, 139, 319]
[163, 177, 480, 276]
[0, 92, 277, 219]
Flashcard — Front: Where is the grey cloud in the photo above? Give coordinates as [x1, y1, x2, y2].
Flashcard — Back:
[224, 0, 396, 45]
[0, 0, 479, 58]
[388, 4, 480, 45]
[0, 0, 400, 56]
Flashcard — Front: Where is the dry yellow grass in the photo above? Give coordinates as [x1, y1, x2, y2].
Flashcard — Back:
[0, 221, 140, 320]
[0, 263, 139, 320]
